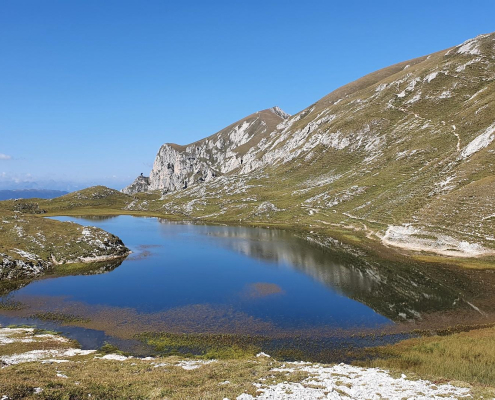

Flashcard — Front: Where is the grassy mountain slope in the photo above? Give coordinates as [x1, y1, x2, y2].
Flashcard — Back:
[124, 32, 495, 257]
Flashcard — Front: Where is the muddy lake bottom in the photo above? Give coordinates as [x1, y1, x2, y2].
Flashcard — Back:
[1, 215, 493, 362]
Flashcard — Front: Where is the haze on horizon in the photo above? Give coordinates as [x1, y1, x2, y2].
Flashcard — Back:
[1, 0, 494, 191]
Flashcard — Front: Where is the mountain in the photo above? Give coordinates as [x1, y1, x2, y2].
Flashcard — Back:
[123, 32, 495, 257]
[0, 189, 68, 201]
[122, 106, 290, 194]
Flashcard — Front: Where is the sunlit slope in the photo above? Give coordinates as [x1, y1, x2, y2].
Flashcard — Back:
[146, 33, 495, 256]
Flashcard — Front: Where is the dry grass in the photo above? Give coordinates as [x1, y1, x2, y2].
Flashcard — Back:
[2, 324, 495, 399]
[0, 326, 292, 399]
[365, 326, 495, 386]
[0, 354, 297, 399]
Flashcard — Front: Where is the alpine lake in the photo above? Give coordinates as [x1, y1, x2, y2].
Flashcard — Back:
[1, 215, 494, 363]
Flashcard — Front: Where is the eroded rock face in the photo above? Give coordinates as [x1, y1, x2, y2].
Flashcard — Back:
[0, 253, 47, 280]
[122, 175, 150, 195]
[122, 107, 290, 194]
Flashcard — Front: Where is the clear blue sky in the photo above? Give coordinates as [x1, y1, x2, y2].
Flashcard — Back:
[1, 0, 494, 190]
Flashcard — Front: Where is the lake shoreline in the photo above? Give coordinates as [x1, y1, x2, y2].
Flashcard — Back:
[1, 215, 494, 364]
[40, 207, 495, 269]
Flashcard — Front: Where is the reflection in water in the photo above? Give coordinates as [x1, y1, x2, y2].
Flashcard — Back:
[157, 221, 472, 322]
[71, 215, 119, 221]
[0, 259, 123, 297]
[72, 258, 125, 275]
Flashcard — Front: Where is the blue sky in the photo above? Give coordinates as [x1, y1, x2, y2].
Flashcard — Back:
[1, 0, 494, 190]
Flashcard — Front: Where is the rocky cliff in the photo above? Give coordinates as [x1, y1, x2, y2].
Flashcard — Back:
[122, 175, 150, 195]
[123, 106, 290, 194]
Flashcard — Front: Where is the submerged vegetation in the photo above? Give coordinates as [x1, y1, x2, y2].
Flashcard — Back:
[0, 298, 24, 311]
[138, 332, 265, 360]
[29, 312, 90, 324]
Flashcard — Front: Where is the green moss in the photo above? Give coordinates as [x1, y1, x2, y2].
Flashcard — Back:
[6, 324, 34, 329]
[32, 328, 60, 335]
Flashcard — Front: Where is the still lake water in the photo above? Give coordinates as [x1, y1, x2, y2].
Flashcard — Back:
[0, 215, 469, 356]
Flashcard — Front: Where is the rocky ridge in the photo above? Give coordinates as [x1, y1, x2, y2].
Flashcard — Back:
[123, 106, 290, 194]
[122, 32, 495, 257]
[0, 253, 45, 280]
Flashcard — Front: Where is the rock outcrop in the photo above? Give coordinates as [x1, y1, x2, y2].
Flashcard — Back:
[123, 107, 290, 194]
[0, 213, 130, 280]
[122, 175, 150, 195]
[0, 253, 46, 280]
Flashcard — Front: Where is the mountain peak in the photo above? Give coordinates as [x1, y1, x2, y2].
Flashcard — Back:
[268, 106, 291, 119]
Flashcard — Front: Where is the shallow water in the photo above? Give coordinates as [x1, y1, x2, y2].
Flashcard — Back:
[0, 216, 476, 357]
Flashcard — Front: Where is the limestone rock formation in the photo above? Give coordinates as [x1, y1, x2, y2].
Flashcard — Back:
[122, 174, 150, 195]
[123, 107, 290, 194]
[0, 252, 46, 280]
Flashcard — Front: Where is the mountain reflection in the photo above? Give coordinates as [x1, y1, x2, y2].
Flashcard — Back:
[70, 215, 119, 221]
[157, 221, 471, 322]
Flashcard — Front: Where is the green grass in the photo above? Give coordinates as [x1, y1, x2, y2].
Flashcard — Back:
[0, 211, 127, 264]
[98, 342, 128, 356]
[49, 258, 124, 276]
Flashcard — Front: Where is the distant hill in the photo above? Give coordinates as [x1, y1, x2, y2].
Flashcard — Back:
[0, 189, 68, 201]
